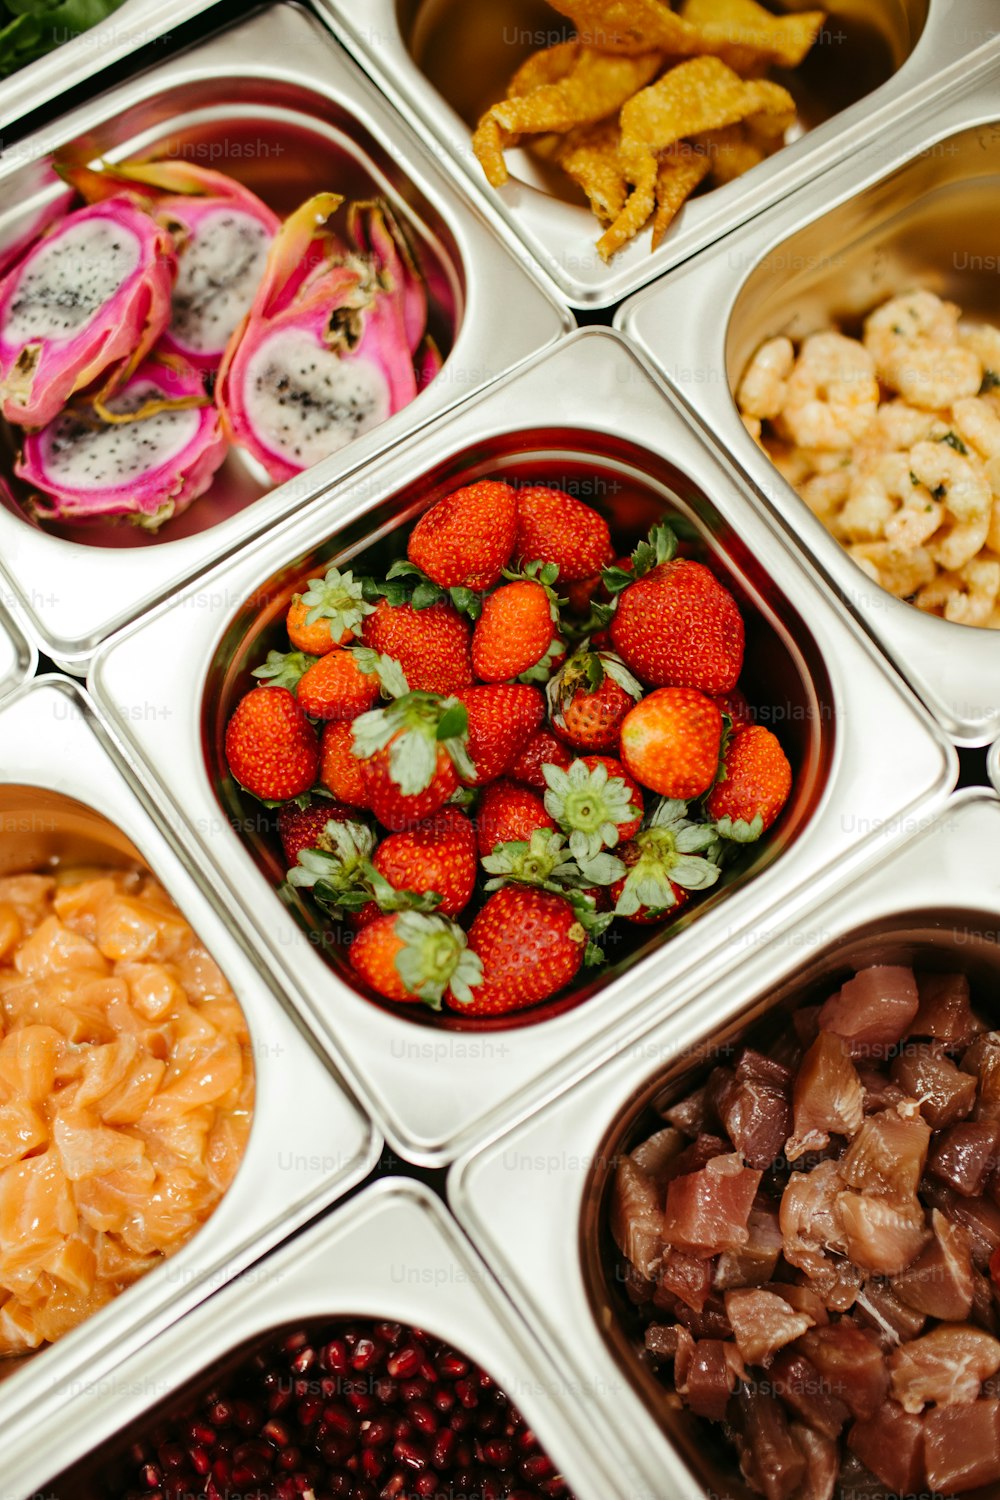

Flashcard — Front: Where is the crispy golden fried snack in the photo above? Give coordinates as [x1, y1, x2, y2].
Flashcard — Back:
[693, 123, 766, 185]
[651, 143, 712, 248]
[472, 45, 662, 188]
[597, 56, 794, 259]
[553, 119, 628, 224]
[681, 0, 826, 71]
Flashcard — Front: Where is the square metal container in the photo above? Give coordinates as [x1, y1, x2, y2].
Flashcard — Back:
[989, 736, 1000, 797]
[0, 1, 570, 672]
[7, 1177, 616, 1500]
[0, 592, 35, 704]
[88, 328, 955, 1167]
[450, 788, 1000, 1500]
[618, 57, 1000, 747]
[0, 0, 221, 136]
[314, 0, 999, 309]
[0, 675, 379, 1442]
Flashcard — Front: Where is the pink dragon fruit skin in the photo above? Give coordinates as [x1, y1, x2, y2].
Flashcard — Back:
[0, 195, 176, 429]
[216, 192, 432, 486]
[16, 353, 226, 529]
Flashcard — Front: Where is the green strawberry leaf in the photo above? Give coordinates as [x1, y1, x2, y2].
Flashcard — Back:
[252, 649, 317, 693]
[436, 702, 469, 742]
[712, 813, 765, 843]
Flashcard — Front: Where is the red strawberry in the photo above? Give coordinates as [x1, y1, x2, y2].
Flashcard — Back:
[514, 485, 612, 581]
[320, 720, 369, 808]
[712, 687, 754, 730]
[620, 687, 723, 799]
[296, 649, 380, 722]
[449, 885, 587, 1015]
[610, 800, 721, 922]
[706, 724, 792, 840]
[225, 686, 319, 801]
[476, 780, 554, 857]
[507, 730, 572, 790]
[361, 597, 473, 695]
[286, 565, 373, 655]
[610, 557, 744, 693]
[372, 807, 477, 918]
[352, 692, 474, 832]
[277, 800, 365, 867]
[407, 480, 517, 590]
[471, 578, 554, 682]
[350, 911, 482, 1009]
[547, 647, 643, 752]
[542, 754, 643, 857]
[454, 683, 545, 785]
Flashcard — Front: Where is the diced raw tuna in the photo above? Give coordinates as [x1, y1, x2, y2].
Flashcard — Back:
[662, 1152, 761, 1254]
[818, 965, 919, 1056]
[891, 1040, 978, 1128]
[644, 1321, 692, 1362]
[737, 1387, 808, 1500]
[786, 1032, 864, 1161]
[924, 1398, 1000, 1493]
[929, 1120, 1000, 1198]
[736, 1048, 793, 1089]
[853, 1279, 927, 1344]
[769, 1283, 830, 1329]
[788, 1422, 838, 1500]
[913, 971, 985, 1049]
[672, 1293, 733, 1340]
[664, 1132, 728, 1183]
[675, 1336, 741, 1421]
[894, 1209, 975, 1321]
[770, 1349, 850, 1439]
[662, 1085, 706, 1136]
[840, 1109, 930, 1200]
[792, 1006, 821, 1049]
[963, 1032, 1000, 1121]
[846, 1399, 927, 1496]
[796, 1325, 889, 1421]
[924, 1179, 1000, 1269]
[780, 1160, 861, 1308]
[610, 1157, 663, 1280]
[714, 1207, 783, 1288]
[856, 1060, 906, 1114]
[658, 1247, 713, 1313]
[725, 1287, 814, 1367]
[888, 1323, 1000, 1412]
[715, 1071, 791, 1171]
[837, 1191, 929, 1276]
[629, 1125, 683, 1185]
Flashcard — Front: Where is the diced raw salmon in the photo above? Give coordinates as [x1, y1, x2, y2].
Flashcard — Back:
[176, 947, 230, 1001]
[32, 1279, 114, 1344]
[0, 1150, 77, 1249]
[134, 1102, 214, 1177]
[52, 1112, 147, 1181]
[0, 901, 21, 962]
[0, 1295, 44, 1353]
[52, 876, 122, 940]
[39, 1234, 96, 1294]
[119, 962, 187, 1021]
[0, 1098, 47, 1170]
[74, 1161, 157, 1235]
[204, 1111, 250, 1197]
[13, 915, 108, 978]
[156, 1034, 243, 1109]
[0, 1234, 64, 1296]
[95, 891, 193, 963]
[0, 1023, 59, 1101]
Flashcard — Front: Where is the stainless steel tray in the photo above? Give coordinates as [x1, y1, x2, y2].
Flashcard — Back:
[6, 1176, 618, 1500]
[618, 57, 1000, 747]
[450, 787, 1000, 1500]
[989, 735, 1000, 797]
[0, 0, 221, 135]
[0, 1, 570, 672]
[88, 327, 955, 1167]
[0, 591, 35, 703]
[315, 0, 1000, 309]
[0, 675, 379, 1443]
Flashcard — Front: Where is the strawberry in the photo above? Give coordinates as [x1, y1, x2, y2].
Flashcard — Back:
[350, 911, 483, 1009]
[297, 649, 406, 722]
[620, 687, 723, 800]
[547, 647, 642, 752]
[277, 800, 366, 867]
[285, 818, 377, 919]
[448, 885, 587, 1015]
[225, 686, 319, 802]
[372, 807, 477, 918]
[352, 691, 475, 831]
[476, 780, 554, 857]
[454, 683, 546, 785]
[543, 755, 643, 862]
[712, 687, 754, 730]
[471, 564, 559, 682]
[611, 799, 721, 922]
[514, 485, 612, 581]
[361, 597, 473, 695]
[407, 480, 517, 590]
[320, 720, 369, 808]
[507, 730, 572, 790]
[286, 565, 373, 655]
[706, 724, 792, 841]
[610, 556, 744, 693]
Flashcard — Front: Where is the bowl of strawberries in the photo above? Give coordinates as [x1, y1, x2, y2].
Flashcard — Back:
[210, 444, 828, 1029]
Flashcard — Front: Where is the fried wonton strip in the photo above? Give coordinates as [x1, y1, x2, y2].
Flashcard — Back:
[553, 119, 628, 225]
[508, 39, 583, 96]
[597, 57, 794, 260]
[650, 143, 711, 249]
[473, 46, 662, 188]
[681, 0, 826, 71]
[692, 123, 765, 186]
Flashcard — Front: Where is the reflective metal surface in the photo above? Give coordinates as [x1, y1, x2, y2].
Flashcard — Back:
[8, 1178, 616, 1500]
[989, 736, 1000, 797]
[618, 58, 1000, 747]
[89, 329, 955, 1166]
[315, 0, 999, 307]
[0, 675, 379, 1444]
[450, 789, 1000, 1500]
[0, 2, 570, 669]
[0, 593, 35, 704]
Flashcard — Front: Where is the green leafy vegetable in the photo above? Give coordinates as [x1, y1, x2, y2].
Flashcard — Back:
[0, 0, 127, 80]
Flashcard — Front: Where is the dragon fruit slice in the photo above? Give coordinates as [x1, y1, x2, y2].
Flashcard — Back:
[0, 196, 176, 429]
[16, 354, 226, 529]
[61, 158, 281, 373]
[216, 191, 432, 485]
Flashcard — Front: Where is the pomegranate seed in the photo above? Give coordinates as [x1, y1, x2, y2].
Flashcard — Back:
[482, 1478, 502, 1500]
[141, 1464, 162, 1487]
[321, 1435, 355, 1466]
[433, 1388, 455, 1414]
[408, 1400, 438, 1435]
[320, 1339, 349, 1373]
[362, 1415, 394, 1448]
[521, 1453, 556, 1480]
[380, 1469, 407, 1498]
[262, 1418, 291, 1448]
[158, 1443, 185, 1471]
[212, 1457, 232, 1484]
[233, 1400, 258, 1432]
[483, 1437, 514, 1468]
[297, 1397, 322, 1427]
[323, 1403, 358, 1438]
[278, 1445, 302, 1471]
[431, 1428, 456, 1469]
[268, 1386, 294, 1415]
[399, 1377, 429, 1403]
[361, 1447, 385, 1482]
[387, 1346, 421, 1379]
[351, 1338, 379, 1371]
[477, 1408, 502, 1436]
[449, 1410, 471, 1433]
[414, 1474, 439, 1498]
[348, 1390, 377, 1417]
[437, 1354, 468, 1379]
[394, 1437, 429, 1470]
[188, 1446, 211, 1476]
[393, 1418, 414, 1442]
[375, 1321, 402, 1344]
[455, 1379, 478, 1410]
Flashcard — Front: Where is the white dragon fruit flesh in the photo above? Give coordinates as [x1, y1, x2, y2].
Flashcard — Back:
[216, 191, 436, 485]
[62, 158, 281, 373]
[16, 354, 226, 528]
[0, 196, 176, 429]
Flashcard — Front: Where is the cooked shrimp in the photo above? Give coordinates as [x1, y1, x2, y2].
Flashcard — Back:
[958, 319, 1000, 374]
[837, 452, 914, 544]
[735, 335, 794, 420]
[864, 292, 981, 410]
[847, 541, 937, 600]
[908, 440, 991, 524]
[776, 332, 878, 449]
[916, 558, 1000, 627]
[951, 397, 1000, 462]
